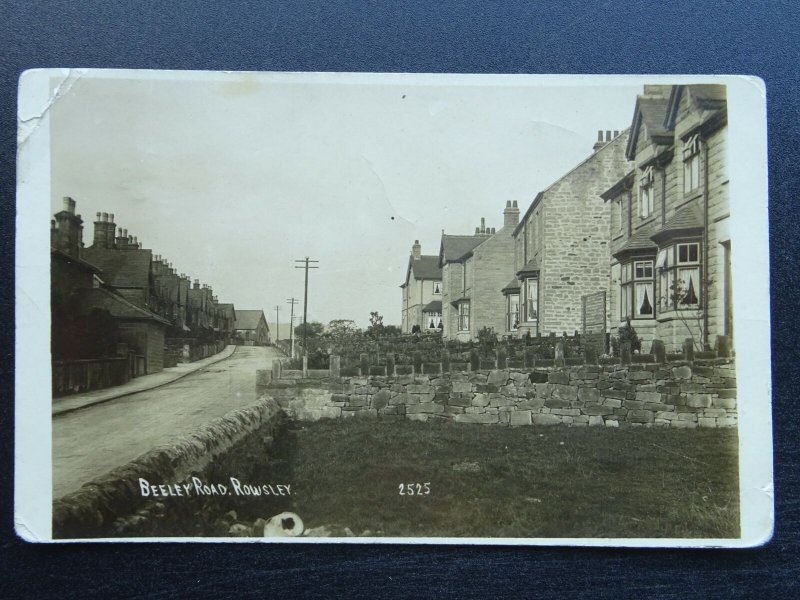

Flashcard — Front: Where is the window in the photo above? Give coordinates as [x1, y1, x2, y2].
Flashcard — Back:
[432, 281, 441, 295]
[683, 134, 702, 194]
[611, 198, 622, 235]
[620, 259, 654, 319]
[458, 302, 470, 331]
[659, 242, 701, 310]
[507, 294, 520, 331]
[525, 278, 538, 322]
[424, 311, 442, 330]
[639, 166, 655, 218]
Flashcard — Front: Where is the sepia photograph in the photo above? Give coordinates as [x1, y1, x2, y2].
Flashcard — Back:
[15, 70, 771, 544]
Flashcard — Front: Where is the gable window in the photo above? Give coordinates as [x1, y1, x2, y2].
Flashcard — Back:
[458, 302, 470, 331]
[507, 294, 520, 332]
[432, 281, 441, 295]
[525, 278, 538, 322]
[639, 166, 655, 218]
[659, 242, 701, 310]
[683, 134, 702, 194]
[620, 259, 654, 319]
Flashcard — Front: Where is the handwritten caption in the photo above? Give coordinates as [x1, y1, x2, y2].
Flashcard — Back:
[139, 476, 291, 498]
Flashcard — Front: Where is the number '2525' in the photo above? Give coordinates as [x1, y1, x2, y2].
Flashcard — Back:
[398, 483, 431, 495]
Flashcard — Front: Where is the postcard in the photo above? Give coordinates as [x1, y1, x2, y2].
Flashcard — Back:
[15, 70, 772, 545]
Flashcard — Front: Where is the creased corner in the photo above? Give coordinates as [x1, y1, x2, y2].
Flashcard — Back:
[18, 69, 84, 150]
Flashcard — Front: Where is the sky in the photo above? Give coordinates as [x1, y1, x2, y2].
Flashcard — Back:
[49, 71, 642, 328]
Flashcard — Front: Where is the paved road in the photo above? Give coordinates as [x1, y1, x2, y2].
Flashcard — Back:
[53, 345, 280, 499]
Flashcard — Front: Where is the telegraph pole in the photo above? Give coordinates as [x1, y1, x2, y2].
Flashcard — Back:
[294, 257, 319, 354]
[274, 305, 281, 343]
[286, 297, 299, 357]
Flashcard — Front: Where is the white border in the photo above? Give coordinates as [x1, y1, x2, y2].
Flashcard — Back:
[15, 70, 773, 546]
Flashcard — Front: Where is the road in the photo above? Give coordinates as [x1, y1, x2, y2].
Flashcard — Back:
[52, 345, 281, 499]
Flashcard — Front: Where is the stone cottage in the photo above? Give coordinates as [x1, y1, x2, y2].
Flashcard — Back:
[439, 202, 518, 341]
[234, 310, 271, 346]
[507, 129, 631, 339]
[602, 84, 729, 352]
[400, 240, 443, 334]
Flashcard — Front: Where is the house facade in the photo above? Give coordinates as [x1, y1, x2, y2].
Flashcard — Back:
[439, 203, 518, 341]
[603, 84, 729, 352]
[234, 310, 271, 345]
[400, 240, 443, 334]
[508, 129, 631, 338]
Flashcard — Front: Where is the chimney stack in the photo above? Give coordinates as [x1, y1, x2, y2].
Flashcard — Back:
[503, 200, 520, 230]
[63, 197, 76, 215]
[106, 213, 116, 248]
[93, 212, 107, 247]
[54, 197, 83, 257]
[193, 279, 200, 290]
[411, 240, 421, 260]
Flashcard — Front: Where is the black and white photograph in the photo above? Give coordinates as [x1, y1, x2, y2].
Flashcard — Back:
[14, 70, 771, 545]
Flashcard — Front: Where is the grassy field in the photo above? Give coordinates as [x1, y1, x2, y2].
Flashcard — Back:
[247, 418, 739, 539]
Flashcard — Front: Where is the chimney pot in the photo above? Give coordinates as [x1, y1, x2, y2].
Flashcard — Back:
[597, 130, 604, 142]
[513, 200, 518, 207]
[50, 219, 56, 230]
[109, 213, 115, 222]
[62, 197, 75, 214]
[605, 130, 612, 141]
[101, 212, 108, 222]
[506, 200, 511, 207]
[96, 212, 102, 220]
[614, 130, 619, 137]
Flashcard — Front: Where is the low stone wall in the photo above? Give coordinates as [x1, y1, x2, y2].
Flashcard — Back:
[266, 360, 737, 429]
[52, 397, 286, 538]
[52, 357, 130, 397]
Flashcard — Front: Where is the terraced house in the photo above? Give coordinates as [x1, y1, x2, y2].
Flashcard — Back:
[400, 240, 443, 333]
[507, 129, 631, 339]
[602, 84, 730, 352]
[439, 202, 518, 341]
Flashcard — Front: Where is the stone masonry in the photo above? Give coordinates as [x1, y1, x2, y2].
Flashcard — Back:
[266, 360, 737, 429]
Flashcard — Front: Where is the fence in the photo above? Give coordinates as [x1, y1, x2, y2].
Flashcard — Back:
[52, 357, 130, 397]
[265, 335, 732, 380]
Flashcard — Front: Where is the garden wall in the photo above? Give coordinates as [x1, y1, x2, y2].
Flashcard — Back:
[266, 360, 737, 429]
[52, 398, 286, 538]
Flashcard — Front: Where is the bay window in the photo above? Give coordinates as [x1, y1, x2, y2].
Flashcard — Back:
[507, 294, 520, 332]
[425, 311, 442, 330]
[458, 302, 470, 331]
[620, 259, 654, 319]
[525, 278, 538, 322]
[658, 242, 701, 310]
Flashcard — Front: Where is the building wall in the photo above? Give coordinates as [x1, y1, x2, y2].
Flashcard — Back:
[441, 262, 464, 340]
[117, 320, 165, 374]
[468, 228, 515, 338]
[531, 133, 630, 336]
[401, 273, 442, 333]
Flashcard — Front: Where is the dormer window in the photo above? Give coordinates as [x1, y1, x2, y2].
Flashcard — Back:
[683, 134, 702, 194]
[639, 166, 655, 219]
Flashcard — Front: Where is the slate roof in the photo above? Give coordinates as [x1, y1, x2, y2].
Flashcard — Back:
[73, 287, 170, 325]
[501, 278, 521, 293]
[51, 248, 102, 274]
[218, 303, 236, 319]
[422, 300, 442, 313]
[650, 204, 704, 244]
[626, 94, 673, 160]
[234, 309, 267, 331]
[439, 235, 486, 265]
[82, 248, 153, 288]
[612, 228, 658, 260]
[516, 257, 541, 275]
[409, 255, 442, 280]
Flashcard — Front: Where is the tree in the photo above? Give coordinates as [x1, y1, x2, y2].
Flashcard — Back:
[294, 321, 324, 339]
[366, 311, 385, 337]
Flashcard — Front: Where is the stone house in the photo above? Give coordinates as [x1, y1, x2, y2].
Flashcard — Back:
[50, 198, 170, 378]
[602, 84, 729, 352]
[439, 203, 518, 341]
[234, 310, 271, 345]
[400, 240, 443, 333]
[508, 129, 631, 339]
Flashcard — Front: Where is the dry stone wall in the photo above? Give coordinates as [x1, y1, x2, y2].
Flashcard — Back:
[267, 360, 737, 429]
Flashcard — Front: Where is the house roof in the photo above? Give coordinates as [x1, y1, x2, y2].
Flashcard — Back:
[665, 85, 727, 131]
[501, 278, 521, 293]
[650, 204, 704, 245]
[51, 248, 103, 274]
[422, 300, 442, 313]
[217, 303, 236, 319]
[73, 287, 171, 326]
[234, 309, 267, 331]
[406, 255, 442, 284]
[612, 228, 658, 260]
[439, 235, 486, 265]
[516, 257, 541, 276]
[82, 247, 152, 288]
[625, 92, 673, 161]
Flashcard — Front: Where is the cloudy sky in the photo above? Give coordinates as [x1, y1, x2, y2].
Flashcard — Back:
[49, 71, 641, 329]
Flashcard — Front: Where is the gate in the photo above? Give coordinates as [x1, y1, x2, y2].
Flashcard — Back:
[581, 291, 608, 355]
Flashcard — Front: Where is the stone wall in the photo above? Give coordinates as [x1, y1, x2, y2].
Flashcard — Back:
[267, 360, 736, 429]
[52, 397, 285, 538]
